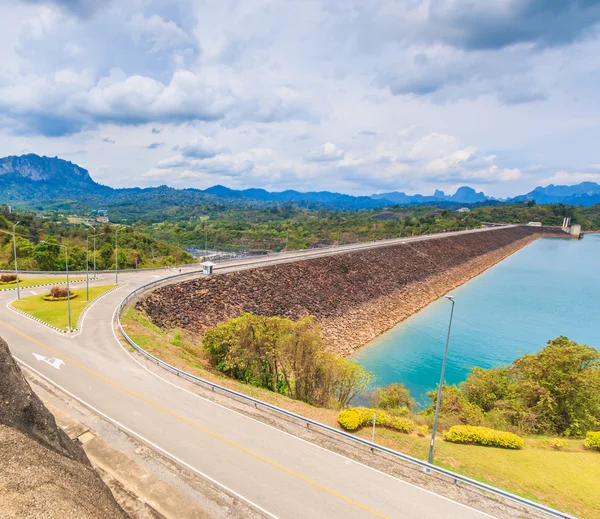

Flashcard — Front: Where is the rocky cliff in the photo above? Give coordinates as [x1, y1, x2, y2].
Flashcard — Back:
[138, 227, 565, 355]
[0, 336, 129, 519]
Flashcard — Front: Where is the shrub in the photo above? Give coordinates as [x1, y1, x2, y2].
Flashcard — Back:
[0, 274, 18, 283]
[370, 383, 414, 410]
[171, 331, 182, 347]
[42, 286, 77, 301]
[444, 425, 524, 449]
[338, 409, 360, 431]
[584, 431, 600, 451]
[393, 417, 416, 433]
[550, 438, 567, 450]
[337, 407, 415, 434]
[417, 424, 428, 437]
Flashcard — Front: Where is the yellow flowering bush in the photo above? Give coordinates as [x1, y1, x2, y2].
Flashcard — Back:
[338, 409, 361, 431]
[584, 431, 600, 451]
[337, 407, 416, 434]
[444, 425, 524, 449]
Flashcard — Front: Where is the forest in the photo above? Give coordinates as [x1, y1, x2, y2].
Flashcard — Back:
[0, 206, 192, 271]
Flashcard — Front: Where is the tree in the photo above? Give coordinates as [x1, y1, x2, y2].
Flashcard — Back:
[510, 336, 600, 436]
[99, 242, 115, 269]
[33, 241, 61, 271]
[202, 313, 373, 408]
[370, 383, 414, 411]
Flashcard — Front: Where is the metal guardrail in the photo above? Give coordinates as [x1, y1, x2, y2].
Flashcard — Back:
[116, 261, 575, 519]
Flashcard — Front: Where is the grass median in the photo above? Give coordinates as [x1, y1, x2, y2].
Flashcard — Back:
[121, 305, 600, 519]
[0, 277, 86, 290]
[12, 284, 118, 331]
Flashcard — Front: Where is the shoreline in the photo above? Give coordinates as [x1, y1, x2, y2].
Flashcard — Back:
[322, 234, 546, 356]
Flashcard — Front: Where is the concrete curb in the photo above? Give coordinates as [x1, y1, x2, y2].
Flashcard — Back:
[8, 283, 120, 334]
[0, 278, 96, 292]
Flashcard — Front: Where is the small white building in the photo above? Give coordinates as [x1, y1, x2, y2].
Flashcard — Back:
[457, 207, 471, 213]
[201, 261, 215, 275]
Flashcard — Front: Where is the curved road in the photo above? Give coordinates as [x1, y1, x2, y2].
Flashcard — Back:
[0, 230, 502, 519]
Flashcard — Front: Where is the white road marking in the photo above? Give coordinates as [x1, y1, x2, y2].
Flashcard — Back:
[32, 352, 65, 370]
[30, 291, 38, 295]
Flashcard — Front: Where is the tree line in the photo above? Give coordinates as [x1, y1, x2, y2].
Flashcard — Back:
[0, 208, 192, 271]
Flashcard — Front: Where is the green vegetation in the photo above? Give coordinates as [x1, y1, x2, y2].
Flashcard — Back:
[585, 431, 600, 451]
[422, 336, 600, 437]
[370, 429, 600, 518]
[12, 285, 117, 330]
[120, 307, 600, 518]
[130, 202, 600, 252]
[0, 277, 85, 290]
[338, 407, 416, 434]
[202, 313, 373, 407]
[0, 207, 193, 271]
[443, 425, 524, 449]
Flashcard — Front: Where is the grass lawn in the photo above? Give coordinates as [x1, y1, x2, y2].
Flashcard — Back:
[0, 277, 86, 290]
[12, 285, 117, 330]
[121, 305, 600, 519]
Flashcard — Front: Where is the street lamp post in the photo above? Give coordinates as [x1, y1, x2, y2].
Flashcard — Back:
[41, 241, 72, 332]
[427, 295, 456, 467]
[115, 227, 126, 284]
[13, 222, 21, 300]
[86, 231, 104, 301]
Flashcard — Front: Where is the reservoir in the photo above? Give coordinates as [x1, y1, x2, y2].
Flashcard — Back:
[353, 234, 600, 406]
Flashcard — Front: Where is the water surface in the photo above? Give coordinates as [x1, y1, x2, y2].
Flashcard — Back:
[353, 235, 600, 405]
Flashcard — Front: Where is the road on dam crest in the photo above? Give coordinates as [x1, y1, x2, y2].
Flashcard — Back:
[0, 230, 502, 519]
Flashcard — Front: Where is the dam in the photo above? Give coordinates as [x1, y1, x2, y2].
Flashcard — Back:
[138, 226, 567, 356]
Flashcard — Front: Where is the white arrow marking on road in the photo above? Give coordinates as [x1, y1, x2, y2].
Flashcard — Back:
[32, 353, 65, 370]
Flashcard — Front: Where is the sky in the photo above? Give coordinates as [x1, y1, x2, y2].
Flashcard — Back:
[1, 0, 600, 198]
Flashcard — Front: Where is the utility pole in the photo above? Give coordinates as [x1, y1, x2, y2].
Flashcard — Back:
[115, 226, 126, 284]
[427, 295, 455, 468]
[86, 231, 104, 301]
[13, 221, 21, 300]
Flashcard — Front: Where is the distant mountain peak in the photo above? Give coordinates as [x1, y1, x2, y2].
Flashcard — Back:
[0, 153, 93, 183]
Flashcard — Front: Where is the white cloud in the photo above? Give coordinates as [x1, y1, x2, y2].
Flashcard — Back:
[304, 143, 345, 162]
[541, 171, 600, 185]
[1, 0, 599, 197]
[127, 13, 191, 54]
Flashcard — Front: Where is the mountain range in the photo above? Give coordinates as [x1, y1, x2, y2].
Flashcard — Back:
[1, 154, 600, 210]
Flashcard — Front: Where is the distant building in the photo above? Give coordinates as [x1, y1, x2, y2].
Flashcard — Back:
[456, 207, 471, 213]
[201, 261, 215, 275]
[96, 216, 109, 223]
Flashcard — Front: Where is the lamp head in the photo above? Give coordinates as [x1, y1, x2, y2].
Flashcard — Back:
[445, 295, 455, 301]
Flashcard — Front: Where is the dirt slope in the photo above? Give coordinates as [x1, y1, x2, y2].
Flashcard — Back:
[0, 336, 129, 519]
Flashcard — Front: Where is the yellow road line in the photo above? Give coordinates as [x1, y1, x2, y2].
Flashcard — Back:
[0, 321, 390, 519]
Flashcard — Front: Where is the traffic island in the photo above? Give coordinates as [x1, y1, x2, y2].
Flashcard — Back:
[11, 285, 118, 332]
[0, 276, 87, 291]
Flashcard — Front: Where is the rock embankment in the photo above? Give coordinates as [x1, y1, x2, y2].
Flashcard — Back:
[0, 336, 129, 519]
[138, 227, 564, 355]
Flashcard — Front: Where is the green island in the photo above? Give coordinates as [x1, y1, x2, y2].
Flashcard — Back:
[122, 307, 600, 518]
[0, 277, 85, 290]
[13, 285, 118, 330]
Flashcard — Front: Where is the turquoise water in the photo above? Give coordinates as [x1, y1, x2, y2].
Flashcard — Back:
[353, 235, 600, 406]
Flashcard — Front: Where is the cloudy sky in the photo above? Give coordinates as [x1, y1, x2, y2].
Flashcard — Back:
[1, 0, 600, 197]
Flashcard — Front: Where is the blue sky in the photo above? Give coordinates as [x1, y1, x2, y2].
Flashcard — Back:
[1, 0, 600, 197]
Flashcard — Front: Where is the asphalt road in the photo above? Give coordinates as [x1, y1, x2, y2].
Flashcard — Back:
[0, 229, 502, 519]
